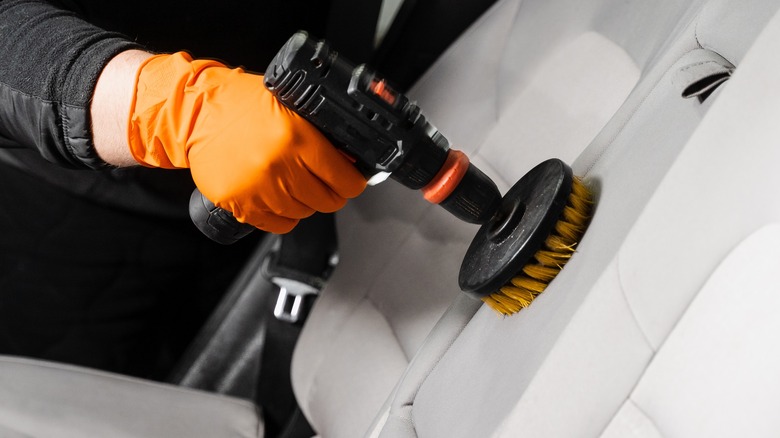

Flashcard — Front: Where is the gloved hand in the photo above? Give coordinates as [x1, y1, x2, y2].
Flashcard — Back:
[127, 52, 366, 233]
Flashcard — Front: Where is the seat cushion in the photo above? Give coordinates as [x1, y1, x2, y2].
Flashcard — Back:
[0, 356, 261, 438]
[602, 225, 780, 437]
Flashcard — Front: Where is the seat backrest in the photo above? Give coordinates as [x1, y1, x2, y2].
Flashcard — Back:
[288, 0, 779, 436]
[364, 0, 780, 437]
[597, 12, 780, 436]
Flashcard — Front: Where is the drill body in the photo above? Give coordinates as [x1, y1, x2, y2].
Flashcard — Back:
[264, 31, 501, 224]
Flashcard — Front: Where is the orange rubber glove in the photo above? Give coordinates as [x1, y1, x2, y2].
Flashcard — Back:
[127, 52, 366, 233]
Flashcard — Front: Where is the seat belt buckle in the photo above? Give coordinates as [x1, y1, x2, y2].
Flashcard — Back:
[271, 277, 321, 324]
[260, 230, 338, 324]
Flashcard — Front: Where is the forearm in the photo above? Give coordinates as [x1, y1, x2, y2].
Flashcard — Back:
[0, 0, 140, 168]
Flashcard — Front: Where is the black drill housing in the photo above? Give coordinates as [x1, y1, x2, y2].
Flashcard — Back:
[264, 31, 501, 224]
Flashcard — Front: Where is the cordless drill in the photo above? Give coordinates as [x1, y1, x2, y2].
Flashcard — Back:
[190, 31, 502, 244]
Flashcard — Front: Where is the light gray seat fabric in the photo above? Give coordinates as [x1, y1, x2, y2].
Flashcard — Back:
[0, 356, 261, 438]
[597, 18, 780, 435]
[292, 0, 715, 436]
[359, 0, 780, 437]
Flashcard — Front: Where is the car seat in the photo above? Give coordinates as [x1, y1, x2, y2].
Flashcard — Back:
[292, 0, 778, 436]
[357, 0, 780, 436]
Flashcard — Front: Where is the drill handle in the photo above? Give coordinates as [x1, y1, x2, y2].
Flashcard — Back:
[189, 189, 255, 244]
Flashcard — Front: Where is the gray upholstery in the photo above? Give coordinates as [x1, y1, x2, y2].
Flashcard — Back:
[293, 0, 780, 437]
[292, 0, 645, 433]
[0, 356, 261, 438]
[599, 20, 780, 435]
[396, 2, 780, 438]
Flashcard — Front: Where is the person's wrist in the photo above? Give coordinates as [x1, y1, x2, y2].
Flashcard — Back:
[91, 49, 154, 167]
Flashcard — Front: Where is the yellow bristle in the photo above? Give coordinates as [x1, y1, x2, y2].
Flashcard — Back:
[568, 196, 591, 215]
[483, 293, 522, 316]
[509, 276, 547, 293]
[522, 264, 560, 282]
[534, 249, 572, 266]
[481, 295, 504, 312]
[562, 205, 589, 225]
[483, 177, 593, 316]
[544, 235, 577, 251]
[571, 177, 591, 198]
[554, 220, 585, 241]
[499, 285, 535, 308]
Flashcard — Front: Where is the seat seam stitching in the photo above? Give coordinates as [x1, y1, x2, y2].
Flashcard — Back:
[615, 253, 656, 351]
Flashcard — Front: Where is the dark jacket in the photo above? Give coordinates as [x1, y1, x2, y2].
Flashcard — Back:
[0, 0, 330, 218]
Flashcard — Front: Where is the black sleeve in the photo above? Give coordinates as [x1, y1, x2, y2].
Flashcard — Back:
[0, 0, 141, 169]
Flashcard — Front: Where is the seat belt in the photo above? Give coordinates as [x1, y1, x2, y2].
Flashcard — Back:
[169, 213, 338, 434]
[264, 212, 338, 324]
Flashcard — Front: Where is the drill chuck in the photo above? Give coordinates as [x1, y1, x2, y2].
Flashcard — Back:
[439, 161, 502, 224]
[419, 149, 501, 223]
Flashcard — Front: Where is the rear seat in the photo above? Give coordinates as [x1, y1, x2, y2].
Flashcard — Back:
[350, 0, 780, 437]
[1, 0, 779, 437]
